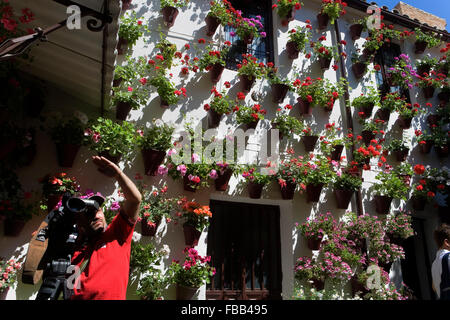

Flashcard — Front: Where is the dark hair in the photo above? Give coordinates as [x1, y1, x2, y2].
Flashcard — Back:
[434, 224, 450, 248]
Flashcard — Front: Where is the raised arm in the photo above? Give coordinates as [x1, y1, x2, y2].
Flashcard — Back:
[92, 156, 142, 223]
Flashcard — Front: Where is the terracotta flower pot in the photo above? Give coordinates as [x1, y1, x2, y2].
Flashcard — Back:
[56, 143, 81, 168]
[318, 56, 332, 70]
[142, 149, 166, 176]
[419, 140, 433, 154]
[209, 63, 225, 83]
[330, 144, 344, 161]
[286, 41, 300, 59]
[374, 195, 393, 215]
[141, 217, 161, 237]
[46, 194, 63, 212]
[296, 97, 312, 116]
[207, 109, 223, 129]
[416, 65, 431, 77]
[317, 13, 329, 30]
[244, 120, 258, 130]
[271, 83, 290, 103]
[307, 237, 322, 251]
[398, 115, 412, 130]
[183, 223, 201, 247]
[306, 183, 324, 203]
[280, 7, 295, 27]
[176, 284, 199, 300]
[361, 130, 375, 146]
[214, 168, 233, 191]
[302, 135, 319, 152]
[352, 62, 367, 79]
[334, 189, 354, 209]
[393, 148, 409, 162]
[435, 144, 449, 158]
[248, 181, 263, 199]
[160, 97, 170, 108]
[239, 75, 255, 93]
[423, 87, 435, 99]
[414, 40, 427, 54]
[358, 104, 374, 119]
[112, 77, 123, 88]
[205, 15, 220, 36]
[116, 101, 133, 120]
[117, 37, 128, 55]
[377, 108, 391, 121]
[183, 175, 196, 192]
[161, 6, 179, 28]
[350, 24, 364, 41]
[4, 217, 26, 237]
[280, 181, 296, 200]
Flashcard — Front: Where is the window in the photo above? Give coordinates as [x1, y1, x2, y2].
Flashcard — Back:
[224, 0, 274, 70]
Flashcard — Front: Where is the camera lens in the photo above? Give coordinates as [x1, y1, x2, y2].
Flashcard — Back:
[66, 198, 86, 213]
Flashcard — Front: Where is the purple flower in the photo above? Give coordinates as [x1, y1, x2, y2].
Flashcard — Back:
[110, 201, 120, 211]
[260, 31, 266, 37]
[158, 165, 168, 176]
[210, 169, 218, 179]
[230, 31, 236, 37]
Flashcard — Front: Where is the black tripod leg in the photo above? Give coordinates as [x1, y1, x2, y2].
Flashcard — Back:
[36, 276, 64, 300]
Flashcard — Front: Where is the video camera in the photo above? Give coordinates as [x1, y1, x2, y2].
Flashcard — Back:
[22, 193, 105, 300]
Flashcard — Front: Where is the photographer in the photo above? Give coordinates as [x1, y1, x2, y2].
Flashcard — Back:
[69, 156, 142, 300]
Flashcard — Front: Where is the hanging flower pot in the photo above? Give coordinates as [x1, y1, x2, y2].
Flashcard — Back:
[56, 143, 81, 168]
[306, 183, 324, 203]
[361, 130, 375, 146]
[352, 62, 367, 79]
[296, 97, 312, 116]
[205, 15, 220, 37]
[214, 168, 233, 191]
[183, 175, 196, 192]
[334, 189, 354, 209]
[393, 148, 409, 162]
[350, 24, 364, 41]
[317, 13, 329, 30]
[183, 223, 201, 247]
[117, 37, 129, 55]
[248, 181, 263, 199]
[122, 0, 132, 11]
[141, 149, 166, 176]
[161, 6, 179, 28]
[141, 217, 161, 237]
[419, 140, 433, 154]
[280, 181, 296, 200]
[302, 135, 319, 152]
[286, 41, 300, 59]
[238, 75, 255, 93]
[311, 278, 325, 290]
[160, 97, 170, 109]
[374, 195, 393, 215]
[318, 56, 332, 70]
[280, 7, 295, 27]
[377, 108, 391, 122]
[330, 144, 344, 161]
[207, 109, 223, 129]
[176, 284, 200, 300]
[112, 77, 123, 88]
[398, 115, 412, 130]
[209, 63, 225, 83]
[116, 101, 133, 121]
[423, 87, 435, 99]
[435, 144, 449, 158]
[46, 194, 63, 212]
[416, 65, 431, 77]
[358, 104, 374, 119]
[271, 83, 290, 103]
[306, 237, 322, 250]
[244, 120, 259, 131]
[414, 40, 427, 54]
[4, 217, 26, 236]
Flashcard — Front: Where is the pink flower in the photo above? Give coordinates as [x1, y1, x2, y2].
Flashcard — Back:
[210, 169, 218, 179]
[177, 164, 187, 176]
[158, 165, 169, 176]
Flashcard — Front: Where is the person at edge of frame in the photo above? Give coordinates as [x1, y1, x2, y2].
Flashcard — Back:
[432, 223, 450, 301]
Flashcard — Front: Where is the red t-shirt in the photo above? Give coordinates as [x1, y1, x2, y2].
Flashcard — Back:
[70, 211, 135, 300]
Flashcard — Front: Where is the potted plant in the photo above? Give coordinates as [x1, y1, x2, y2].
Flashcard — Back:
[386, 54, 417, 90]
[85, 117, 136, 166]
[39, 172, 80, 212]
[117, 11, 146, 55]
[46, 112, 88, 167]
[236, 54, 265, 93]
[265, 63, 293, 103]
[111, 83, 148, 120]
[234, 103, 267, 130]
[298, 155, 335, 203]
[294, 256, 324, 290]
[205, 0, 233, 36]
[149, 72, 186, 108]
[396, 103, 420, 130]
[233, 15, 265, 44]
[438, 85, 450, 106]
[273, 0, 303, 27]
[301, 126, 319, 152]
[208, 138, 240, 192]
[196, 45, 230, 83]
[333, 172, 362, 209]
[177, 201, 212, 246]
[203, 87, 233, 128]
[415, 129, 434, 154]
[317, 0, 347, 29]
[313, 40, 338, 71]
[349, 17, 368, 41]
[271, 109, 303, 140]
[276, 158, 301, 200]
[416, 72, 445, 100]
[0, 259, 21, 299]
[361, 34, 383, 61]
[358, 119, 384, 146]
[351, 88, 379, 119]
[385, 211, 414, 245]
[438, 54, 450, 77]
[167, 248, 215, 300]
[393, 163, 414, 186]
[160, 0, 189, 28]
[411, 181, 435, 211]
[378, 92, 406, 121]
[320, 122, 352, 161]
[413, 28, 442, 54]
[137, 186, 180, 236]
[241, 165, 274, 199]
[135, 120, 174, 176]
[297, 211, 337, 250]
[433, 129, 450, 158]
[368, 239, 405, 272]
[371, 171, 409, 214]
[292, 77, 317, 116]
[351, 52, 369, 79]
[314, 78, 344, 112]
[286, 25, 311, 59]
[416, 55, 438, 76]
[386, 139, 410, 162]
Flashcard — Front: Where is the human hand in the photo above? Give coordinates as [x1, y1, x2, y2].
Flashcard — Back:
[92, 156, 121, 177]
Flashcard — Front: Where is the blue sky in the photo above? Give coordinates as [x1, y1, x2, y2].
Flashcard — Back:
[377, 0, 449, 30]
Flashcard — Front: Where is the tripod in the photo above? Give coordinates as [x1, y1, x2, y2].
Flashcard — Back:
[36, 258, 73, 300]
